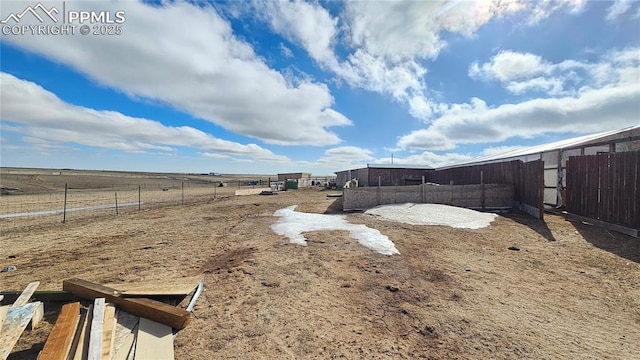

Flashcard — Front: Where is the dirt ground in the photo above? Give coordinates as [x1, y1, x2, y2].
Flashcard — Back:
[1, 188, 639, 359]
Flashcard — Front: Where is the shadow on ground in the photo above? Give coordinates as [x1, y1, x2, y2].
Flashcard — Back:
[323, 197, 343, 214]
[572, 220, 640, 264]
[502, 211, 557, 242]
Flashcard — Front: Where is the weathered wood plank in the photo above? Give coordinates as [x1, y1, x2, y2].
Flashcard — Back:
[113, 324, 137, 360]
[126, 338, 136, 360]
[104, 275, 203, 296]
[0, 306, 8, 331]
[0, 302, 40, 360]
[10, 282, 40, 308]
[87, 298, 105, 360]
[113, 310, 139, 360]
[63, 279, 190, 330]
[0, 291, 81, 304]
[101, 304, 117, 360]
[29, 301, 45, 330]
[71, 305, 93, 360]
[134, 318, 174, 360]
[37, 302, 81, 360]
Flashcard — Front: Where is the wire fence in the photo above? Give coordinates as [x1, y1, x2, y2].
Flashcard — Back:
[0, 181, 243, 223]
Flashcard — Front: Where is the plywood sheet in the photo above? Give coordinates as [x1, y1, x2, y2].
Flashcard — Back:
[133, 318, 174, 360]
[104, 276, 203, 296]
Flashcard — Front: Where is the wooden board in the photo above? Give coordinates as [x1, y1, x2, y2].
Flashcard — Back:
[10, 282, 40, 308]
[134, 318, 174, 360]
[101, 304, 117, 360]
[37, 302, 81, 360]
[0, 306, 8, 330]
[0, 291, 81, 304]
[113, 311, 139, 360]
[63, 279, 190, 330]
[87, 298, 105, 360]
[71, 305, 93, 360]
[113, 324, 137, 360]
[126, 339, 136, 360]
[29, 302, 44, 330]
[0, 302, 40, 360]
[104, 275, 203, 296]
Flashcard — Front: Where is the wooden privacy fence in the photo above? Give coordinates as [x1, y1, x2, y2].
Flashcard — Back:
[429, 160, 544, 218]
[566, 151, 640, 234]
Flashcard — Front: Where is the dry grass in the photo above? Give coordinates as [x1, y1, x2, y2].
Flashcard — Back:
[1, 188, 639, 359]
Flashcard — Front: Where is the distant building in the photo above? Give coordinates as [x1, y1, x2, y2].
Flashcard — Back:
[335, 164, 434, 188]
[277, 172, 312, 187]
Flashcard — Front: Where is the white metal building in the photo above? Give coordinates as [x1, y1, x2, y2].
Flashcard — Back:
[440, 125, 640, 207]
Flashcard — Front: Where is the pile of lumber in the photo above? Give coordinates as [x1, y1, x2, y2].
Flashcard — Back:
[1, 276, 203, 360]
[1, 282, 45, 360]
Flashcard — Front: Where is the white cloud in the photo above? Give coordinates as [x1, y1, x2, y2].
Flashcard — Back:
[256, 0, 338, 65]
[0, 0, 350, 146]
[400, 48, 640, 151]
[469, 51, 548, 82]
[527, 0, 585, 24]
[201, 152, 232, 159]
[279, 43, 294, 58]
[606, 0, 634, 20]
[251, 0, 584, 123]
[305, 145, 473, 173]
[480, 145, 528, 157]
[1, 72, 291, 163]
[398, 83, 640, 150]
[312, 146, 375, 169]
[470, 47, 640, 96]
[505, 77, 567, 96]
[373, 151, 473, 168]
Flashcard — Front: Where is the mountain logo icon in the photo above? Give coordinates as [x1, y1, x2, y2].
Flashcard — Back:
[1, 2, 59, 24]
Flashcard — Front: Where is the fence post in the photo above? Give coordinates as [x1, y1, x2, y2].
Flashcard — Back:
[115, 192, 119, 215]
[138, 185, 141, 211]
[377, 176, 381, 205]
[214, 182, 217, 200]
[182, 181, 185, 206]
[62, 183, 68, 224]
[481, 171, 485, 210]
[449, 180, 454, 205]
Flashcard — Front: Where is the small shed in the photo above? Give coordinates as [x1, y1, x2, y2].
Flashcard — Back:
[335, 164, 434, 188]
[277, 172, 312, 187]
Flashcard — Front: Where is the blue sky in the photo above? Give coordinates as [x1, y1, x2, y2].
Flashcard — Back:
[1, 0, 638, 175]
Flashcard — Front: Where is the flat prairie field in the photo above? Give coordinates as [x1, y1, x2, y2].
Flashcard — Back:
[1, 188, 639, 359]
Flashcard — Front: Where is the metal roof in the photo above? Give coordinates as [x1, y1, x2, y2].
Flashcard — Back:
[366, 163, 434, 169]
[335, 163, 433, 173]
[443, 124, 640, 169]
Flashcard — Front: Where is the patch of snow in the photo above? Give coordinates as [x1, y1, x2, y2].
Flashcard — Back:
[365, 203, 497, 229]
[272, 205, 399, 256]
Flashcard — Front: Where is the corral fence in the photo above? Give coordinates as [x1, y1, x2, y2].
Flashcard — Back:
[342, 159, 544, 217]
[428, 160, 545, 219]
[343, 183, 514, 211]
[566, 150, 639, 237]
[0, 181, 257, 223]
